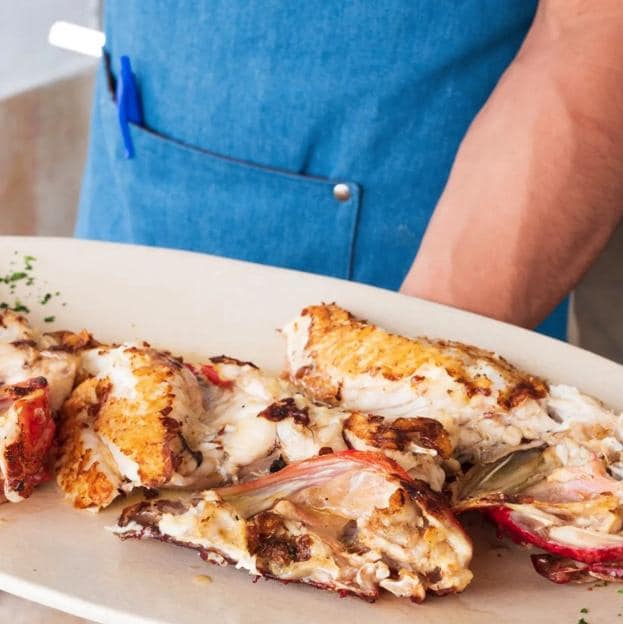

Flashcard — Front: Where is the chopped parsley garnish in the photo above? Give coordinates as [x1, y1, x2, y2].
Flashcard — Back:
[578, 618, 588, 624]
[0, 254, 63, 316]
[11, 301, 30, 313]
[580, 608, 588, 614]
[44, 316, 55, 323]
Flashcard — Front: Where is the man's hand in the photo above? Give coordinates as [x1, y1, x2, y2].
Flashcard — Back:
[400, 0, 623, 329]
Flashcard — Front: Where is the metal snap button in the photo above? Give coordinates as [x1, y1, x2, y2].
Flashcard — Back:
[333, 183, 351, 202]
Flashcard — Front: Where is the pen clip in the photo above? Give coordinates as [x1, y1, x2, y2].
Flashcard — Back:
[116, 55, 143, 159]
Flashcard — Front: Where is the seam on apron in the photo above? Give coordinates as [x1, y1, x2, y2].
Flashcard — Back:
[346, 183, 363, 281]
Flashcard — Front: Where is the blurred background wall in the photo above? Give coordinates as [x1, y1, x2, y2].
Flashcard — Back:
[0, 0, 98, 237]
[574, 223, 623, 364]
[0, 0, 621, 365]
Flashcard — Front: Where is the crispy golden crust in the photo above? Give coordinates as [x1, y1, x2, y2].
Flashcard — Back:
[56, 378, 120, 509]
[57, 346, 198, 509]
[57, 448, 118, 510]
[295, 304, 547, 408]
[95, 360, 178, 487]
[44, 329, 97, 352]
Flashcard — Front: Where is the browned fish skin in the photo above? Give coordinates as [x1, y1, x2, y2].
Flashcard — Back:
[529, 554, 623, 585]
[114, 451, 473, 602]
[257, 398, 310, 426]
[0, 311, 96, 503]
[117, 498, 188, 534]
[247, 511, 313, 571]
[291, 304, 546, 407]
[282, 304, 567, 467]
[0, 377, 55, 502]
[43, 330, 97, 354]
[344, 413, 452, 459]
[56, 345, 205, 510]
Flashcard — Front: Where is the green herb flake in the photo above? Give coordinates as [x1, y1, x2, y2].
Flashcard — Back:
[1, 253, 63, 319]
[578, 618, 588, 624]
[580, 608, 588, 614]
[618, 588, 623, 594]
[11, 301, 30, 314]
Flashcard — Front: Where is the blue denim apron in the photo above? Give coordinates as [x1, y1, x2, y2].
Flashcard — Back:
[77, 0, 568, 339]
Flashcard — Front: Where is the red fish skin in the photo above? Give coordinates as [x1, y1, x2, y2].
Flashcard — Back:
[1, 378, 56, 500]
[217, 449, 471, 542]
[200, 364, 234, 389]
[217, 449, 415, 497]
[489, 506, 623, 564]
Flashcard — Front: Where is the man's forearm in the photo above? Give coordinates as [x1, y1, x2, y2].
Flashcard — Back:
[401, 0, 623, 328]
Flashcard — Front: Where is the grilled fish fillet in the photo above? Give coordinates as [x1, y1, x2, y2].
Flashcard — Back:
[0, 310, 90, 502]
[56, 344, 207, 510]
[282, 304, 623, 583]
[196, 356, 450, 491]
[0, 310, 93, 411]
[0, 378, 55, 502]
[57, 348, 450, 511]
[282, 304, 620, 465]
[115, 451, 473, 602]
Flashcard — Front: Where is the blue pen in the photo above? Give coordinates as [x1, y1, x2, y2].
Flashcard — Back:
[116, 55, 143, 159]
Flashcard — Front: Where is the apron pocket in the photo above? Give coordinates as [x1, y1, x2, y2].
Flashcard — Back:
[94, 86, 361, 280]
